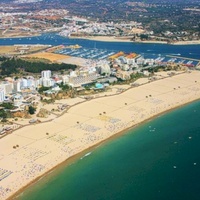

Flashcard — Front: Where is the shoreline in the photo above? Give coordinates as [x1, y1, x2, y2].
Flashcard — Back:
[0, 33, 200, 45]
[68, 35, 133, 43]
[11, 95, 200, 200]
[1, 71, 200, 200]
[68, 35, 200, 45]
[0, 34, 41, 39]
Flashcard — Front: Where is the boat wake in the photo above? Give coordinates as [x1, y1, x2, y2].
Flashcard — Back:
[171, 53, 181, 56]
[80, 152, 92, 160]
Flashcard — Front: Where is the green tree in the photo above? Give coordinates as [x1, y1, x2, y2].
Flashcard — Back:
[0, 102, 15, 110]
[57, 82, 71, 91]
[28, 106, 36, 115]
[0, 57, 77, 76]
[38, 86, 51, 94]
[0, 109, 7, 118]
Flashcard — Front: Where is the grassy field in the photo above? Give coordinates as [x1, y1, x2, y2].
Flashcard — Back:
[0, 46, 18, 54]
[0, 45, 50, 55]
[22, 52, 70, 63]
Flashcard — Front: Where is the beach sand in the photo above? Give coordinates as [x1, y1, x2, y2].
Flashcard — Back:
[1, 71, 200, 200]
[69, 35, 200, 45]
[69, 36, 133, 43]
[172, 40, 200, 45]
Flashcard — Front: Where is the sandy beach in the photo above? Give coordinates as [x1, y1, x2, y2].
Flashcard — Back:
[1, 71, 200, 199]
[69, 35, 200, 45]
[69, 36, 133, 43]
[0, 34, 41, 39]
[172, 40, 200, 45]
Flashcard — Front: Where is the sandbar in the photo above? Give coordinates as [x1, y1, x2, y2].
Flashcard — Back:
[69, 35, 200, 45]
[69, 36, 133, 43]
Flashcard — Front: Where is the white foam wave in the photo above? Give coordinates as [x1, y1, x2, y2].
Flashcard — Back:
[80, 152, 92, 160]
[171, 53, 181, 56]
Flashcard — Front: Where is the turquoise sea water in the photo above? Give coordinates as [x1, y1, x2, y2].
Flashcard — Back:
[18, 100, 200, 200]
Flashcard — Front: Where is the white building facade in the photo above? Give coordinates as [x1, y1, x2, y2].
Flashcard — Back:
[41, 70, 51, 79]
[0, 87, 5, 102]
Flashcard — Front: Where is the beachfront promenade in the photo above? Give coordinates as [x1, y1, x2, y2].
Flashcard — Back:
[1, 71, 200, 199]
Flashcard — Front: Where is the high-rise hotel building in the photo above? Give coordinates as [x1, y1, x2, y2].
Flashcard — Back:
[41, 70, 51, 79]
[0, 87, 5, 102]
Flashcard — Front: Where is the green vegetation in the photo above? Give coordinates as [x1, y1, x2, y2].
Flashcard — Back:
[41, 98, 55, 104]
[22, 57, 51, 64]
[28, 106, 36, 115]
[147, 66, 164, 73]
[0, 57, 77, 76]
[0, 102, 15, 110]
[140, 34, 149, 40]
[57, 82, 71, 91]
[38, 86, 51, 94]
[0, 56, 7, 62]
[0, 103, 15, 120]
[0, 109, 8, 119]
[130, 72, 144, 80]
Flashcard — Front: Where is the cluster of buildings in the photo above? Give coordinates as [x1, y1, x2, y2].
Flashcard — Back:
[0, 6, 143, 39]
[0, 9, 69, 37]
[59, 21, 143, 37]
[0, 76, 39, 107]
[0, 68, 99, 103]
[0, 48, 196, 104]
[0, 53, 138, 104]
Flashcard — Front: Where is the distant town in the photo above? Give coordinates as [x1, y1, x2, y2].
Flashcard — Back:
[0, 0, 199, 43]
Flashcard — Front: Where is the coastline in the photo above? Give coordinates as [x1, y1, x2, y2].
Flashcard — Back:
[172, 40, 200, 45]
[68, 35, 133, 43]
[0, 33, 200, 45]
[0, 34, 41, 39]
[11, 95, 200, 200]
[68, 35, 200, 45]
[1, 71, 200, 200]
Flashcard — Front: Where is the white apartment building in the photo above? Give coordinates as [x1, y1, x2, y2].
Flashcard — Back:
[42, 79, 51, 87]
[69, 72, 97, 87]
[41, 70, 51, 79]
[13, 81, 21, 93]
[2, 82, 13, 94]
[40, 70, 53, 87]
[27, 78, 36, 88]
[42, 78, 55, 87]
[13, 94, 23, 107]
[0, 87, 5, 102]
[21, 78, 28, 88]
[62, 75, 70, 85]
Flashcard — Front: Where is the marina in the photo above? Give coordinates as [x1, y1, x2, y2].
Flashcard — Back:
[142, 53, 200, 67]
[55, 47, 116, 60]
[54, 46, 199, 67]
[0, 33, 200, 60]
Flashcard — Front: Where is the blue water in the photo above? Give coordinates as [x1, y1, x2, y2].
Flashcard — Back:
[18, 100, 200, 200]
[0, 33, 200, 59]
